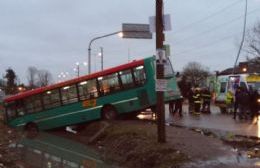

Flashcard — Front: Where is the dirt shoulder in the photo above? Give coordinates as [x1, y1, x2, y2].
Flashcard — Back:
[51, 120, 235, 168]
[0, 115, 23, 168]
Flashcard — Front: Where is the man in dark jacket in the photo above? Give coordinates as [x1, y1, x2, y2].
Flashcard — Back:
[249, 88, 259, 120]
[173, 97, 184, 117]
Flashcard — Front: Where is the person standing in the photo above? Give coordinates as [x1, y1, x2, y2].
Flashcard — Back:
[201, 87, 211, 113]
[169, 100, 175, 115]
[249, 88, 259, 121]
[233, 87, 241, 119]
[237, 87, 250, 120]
[173, 97, 184, 117]
[193, 88, 201, 115]
[225, 90, 234, 113]
[188, 87, 194, 113]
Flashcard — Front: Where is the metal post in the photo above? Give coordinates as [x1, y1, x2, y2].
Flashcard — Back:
[100, 47, 104, 71]
[88, 31, 121, 74]
[77, 64, 80, 77]
[88, 48, 91, 74]
[156, 0, 166, 143]
[232, 0, 247, 74]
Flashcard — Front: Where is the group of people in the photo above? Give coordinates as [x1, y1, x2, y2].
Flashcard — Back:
[226, 86, 259, 120]
[169, 96, 184, 117]
[169, 87, 212, 117]
[188, 87, 212, 115]
[168, 85, 259, 120]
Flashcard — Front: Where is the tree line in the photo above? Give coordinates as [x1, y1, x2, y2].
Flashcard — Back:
[0, 67, 52, 95]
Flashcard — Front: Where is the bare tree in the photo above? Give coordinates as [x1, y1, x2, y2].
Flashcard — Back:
[27, 66, 38, 89]
[242, 21, 260, 71]
[181, 62, 210, 87]
[37, 70, 53, 87]
[244, 21, 260, 57]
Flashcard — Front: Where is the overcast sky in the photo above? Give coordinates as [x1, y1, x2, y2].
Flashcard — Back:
[0, 0, 260, 84]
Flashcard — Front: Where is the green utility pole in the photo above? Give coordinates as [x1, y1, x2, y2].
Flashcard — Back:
[156, 0, 166, 143]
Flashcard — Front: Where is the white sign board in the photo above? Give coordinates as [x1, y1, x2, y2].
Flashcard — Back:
[122, 23, 152, 39]
[156, 49, 166, 64]
[156, 79, 167, 92]
[149, 14, 172, 33]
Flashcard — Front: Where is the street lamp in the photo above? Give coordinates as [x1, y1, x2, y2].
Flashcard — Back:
[98, 47, 104, 71]
[88, 31, 122, 74]
[74, 62, 88, 77]
[58, 72, 69, 82]
[75, 62, 80, 77]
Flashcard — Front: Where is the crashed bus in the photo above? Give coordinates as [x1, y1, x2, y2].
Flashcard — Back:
[3, 56, 182, 133]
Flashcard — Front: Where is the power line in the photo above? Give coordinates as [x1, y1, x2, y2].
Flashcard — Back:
[173, 0, 243, 34]
[173, 7, 260, 45]
[174, 32, 241, 56]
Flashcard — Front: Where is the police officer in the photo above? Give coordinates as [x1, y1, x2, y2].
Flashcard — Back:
[225, 90, 234, 113]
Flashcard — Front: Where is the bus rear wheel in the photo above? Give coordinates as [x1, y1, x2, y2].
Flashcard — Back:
[102, 105, 117, 120]
[24, 122, 39, 139]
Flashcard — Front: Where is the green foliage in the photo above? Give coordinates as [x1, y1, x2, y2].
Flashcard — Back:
[4, 68, 17, 95]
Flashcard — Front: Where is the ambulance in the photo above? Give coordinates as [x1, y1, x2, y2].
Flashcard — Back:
[215, 73, 260, 113]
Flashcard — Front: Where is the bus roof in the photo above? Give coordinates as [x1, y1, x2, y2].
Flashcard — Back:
[4, 58, 146, 103]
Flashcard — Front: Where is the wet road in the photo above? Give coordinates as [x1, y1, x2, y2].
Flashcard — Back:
[165, 103, 260, 138]
[139, 103, 260, 138]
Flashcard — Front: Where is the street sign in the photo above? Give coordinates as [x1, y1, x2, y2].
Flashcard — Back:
[122, 23, 152, 39]
[156, 79, 167, 91]
[163, 44, 170, 57]
[149, 14, 172, 33]
[156, 49, 166, 64]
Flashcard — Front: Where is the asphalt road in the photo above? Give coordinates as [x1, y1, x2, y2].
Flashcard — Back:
[139, 103, 260, 138]
[165, 103, 260, 138]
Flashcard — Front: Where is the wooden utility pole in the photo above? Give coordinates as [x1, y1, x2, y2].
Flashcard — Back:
[156, 0, 166, 143]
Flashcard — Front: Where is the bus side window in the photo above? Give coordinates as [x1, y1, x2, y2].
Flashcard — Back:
[16, 100, 25, 116]
[98, 73, 120, 95]
[119, 69, 135, 89]
[24, 97, 34, 113]
[78, 81, 88, 100]
[133, 66, 146, 85]
[24, 95, 43, 114]
[61, 85, 78, 105]
[220, 82, 226, 93]
[5, 101, 17, 120]
[78, 79, 98, 100]
[43, 89, 61, 109]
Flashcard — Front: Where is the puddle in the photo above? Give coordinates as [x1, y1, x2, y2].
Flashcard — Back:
[169, 123, 260, 167]
[182, 150, 260, 168]
[6, 133, 112, 168]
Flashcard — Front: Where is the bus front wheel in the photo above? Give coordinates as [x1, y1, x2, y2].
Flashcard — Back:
[102, 105, 117, 120]
[24, 122, 39, 138]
